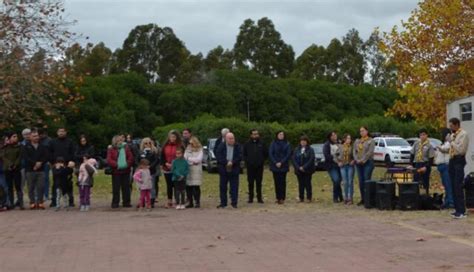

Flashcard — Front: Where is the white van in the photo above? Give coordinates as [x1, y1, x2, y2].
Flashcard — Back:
[373, 136, 412, 165]
[446, 95, 474, 174]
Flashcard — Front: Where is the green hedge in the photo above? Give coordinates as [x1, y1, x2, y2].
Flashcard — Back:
[153, 114, 425, 146]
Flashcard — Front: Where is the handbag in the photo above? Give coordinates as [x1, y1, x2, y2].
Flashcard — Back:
[104, 166, 113, 175]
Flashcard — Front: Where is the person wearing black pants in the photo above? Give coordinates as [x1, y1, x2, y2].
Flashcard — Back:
[107, 135, 134, 208]
[447, 118, 469, 219]
[269, 131, 291, 204]
[2, 132, 23, 209]
[161, 130, 183, 208]
[293, 135, 316, 202]
[216, 133, 242, 209]
[243, 129, 267, 204]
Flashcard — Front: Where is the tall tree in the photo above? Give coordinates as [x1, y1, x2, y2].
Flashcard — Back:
[0, 0, 82, 129]
[363, 29, 396, 87]
[292, 44, 327, 80]
[204, 46, 234, 71]
[233, 17, 295, 78]
[113, 24, 188, 83]
[176, 52, 204, 84]
[65, 42, 112, 77]
[382, 0, 474, 127]
[341, 28, 365, 85]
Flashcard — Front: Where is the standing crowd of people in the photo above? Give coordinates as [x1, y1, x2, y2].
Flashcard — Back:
[0, 118, 470, 218]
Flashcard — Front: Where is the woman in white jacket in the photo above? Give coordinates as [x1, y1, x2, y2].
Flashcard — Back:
[435, 128, 454, 209]
[184, 136, 203, 208]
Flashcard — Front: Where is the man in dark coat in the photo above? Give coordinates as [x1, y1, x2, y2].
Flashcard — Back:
[216, 133, 242, 209]
[243, 129, 267, 203]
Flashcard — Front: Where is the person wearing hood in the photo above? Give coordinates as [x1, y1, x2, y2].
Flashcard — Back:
[243, 129, 268, 204]
[269, 131, 291, 204]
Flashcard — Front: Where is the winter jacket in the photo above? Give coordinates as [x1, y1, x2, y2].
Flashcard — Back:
[216, 143, 242, 176]
[323, 141, 339, 169]
[78, 158, 97, 187]
[243, 139, 268, 168]
[52, 166, 74, 193]
[133, 168, 153, 190]
[49, 137, 75, 163]
[171, 158, 189, 182]
[184, 147, 203, 186]
[269, 140, 291, 173]
[106, 146, 134, 175]
[138, 149, 160, 176]
[161, 142, 182, 173]
[1, 144, 21, 171]
[293, 145, 316, 175]
[74, 144, 95, 165]
[22, 142, 49, 172]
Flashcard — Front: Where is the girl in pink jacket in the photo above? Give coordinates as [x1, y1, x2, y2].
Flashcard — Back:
[133, 159, 153, 211]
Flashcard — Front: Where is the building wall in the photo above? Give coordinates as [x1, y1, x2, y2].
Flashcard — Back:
[446, 96, 474, 174]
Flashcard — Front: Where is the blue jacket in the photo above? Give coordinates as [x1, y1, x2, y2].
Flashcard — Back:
[216, 143, 242, 176]
[269, 140, 291, 173]
[293, 145, 315, 175]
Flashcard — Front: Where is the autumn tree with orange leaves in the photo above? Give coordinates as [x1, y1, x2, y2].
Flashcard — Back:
[0, 0, 82, 129]
[382, 0, 473, 128]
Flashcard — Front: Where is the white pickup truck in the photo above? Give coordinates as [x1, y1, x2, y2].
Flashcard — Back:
[373, 137, 412, 165]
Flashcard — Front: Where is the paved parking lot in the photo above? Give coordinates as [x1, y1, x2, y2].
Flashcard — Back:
[1, 203, 473, 272]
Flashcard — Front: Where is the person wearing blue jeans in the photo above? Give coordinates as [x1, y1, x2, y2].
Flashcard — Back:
[323, 131, 343, 203]
[337, 134, 356, 205]
[293, 135, 316, 202]
[353, 126, 375, 206]
[216, 133, 242, 209]
[435, 128, 454, 208]
[447, 118, 469, 219]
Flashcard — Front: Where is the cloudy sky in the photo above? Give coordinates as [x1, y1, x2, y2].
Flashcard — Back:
[65, 0, 418, 56]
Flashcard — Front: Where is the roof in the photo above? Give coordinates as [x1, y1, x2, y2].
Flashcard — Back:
[447, 95, 474, 105]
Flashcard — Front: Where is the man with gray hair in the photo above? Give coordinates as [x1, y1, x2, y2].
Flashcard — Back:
[20, 128, 31, 197]
[216, 132, 242, 208]
[213, 128, 230, 156]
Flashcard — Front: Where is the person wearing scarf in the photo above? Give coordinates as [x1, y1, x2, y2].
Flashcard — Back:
[337, 134, 356, 205]
[269, 131, 292, 204]
[107, 135, 134, 209]
[353, 126, 375, 206]
[447, 118, 470, 219]
[409, 129, 435, 195]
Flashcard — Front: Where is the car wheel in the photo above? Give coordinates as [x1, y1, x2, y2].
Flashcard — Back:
[385, 154, 394, 167]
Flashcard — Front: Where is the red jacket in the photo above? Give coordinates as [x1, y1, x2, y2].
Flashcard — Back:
[107, 146, 134, 175]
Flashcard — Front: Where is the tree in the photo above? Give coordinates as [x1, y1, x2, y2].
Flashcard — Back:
[382, 0, 474, 127]
[0, 0, 82, 129]
[64, 42, 112, 77]
[204, 46, 234, 71]
[113, 24, 188, 83]
[340, 28, 365, 85]
[233, 17, 295, 78]
[292, 44, 327, 80]
[176, 52, 204, 84]
[364, 29, 396, 87]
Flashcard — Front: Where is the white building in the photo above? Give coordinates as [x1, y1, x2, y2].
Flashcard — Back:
[446, 95, 474, 174]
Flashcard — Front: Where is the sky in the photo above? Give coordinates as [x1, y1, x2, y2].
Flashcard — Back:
[65, 0, 419, 56]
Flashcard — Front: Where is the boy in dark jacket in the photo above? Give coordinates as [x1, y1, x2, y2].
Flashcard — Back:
[52, 157, 75, 211]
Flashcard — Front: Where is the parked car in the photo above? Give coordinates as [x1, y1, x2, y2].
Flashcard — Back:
[202, 138, 218, 173]
[406, 137, 442, 149]
[311, 144, 326, 171]
[373, 137, 412, 165]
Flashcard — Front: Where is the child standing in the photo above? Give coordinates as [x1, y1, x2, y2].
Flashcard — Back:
[77, 157, 97, 212]
[172, 148, 189, 210]
[133, 159, 153, 211]
[52, 157, 74, 211]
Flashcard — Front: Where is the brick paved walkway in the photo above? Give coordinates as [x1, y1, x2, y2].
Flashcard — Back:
[1, 204, 473, 271]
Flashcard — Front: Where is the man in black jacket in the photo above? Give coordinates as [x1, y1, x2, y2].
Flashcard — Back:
[49, 127, 75, 207]
[23, 130, 49, 209]
[243, 129, 268, 203]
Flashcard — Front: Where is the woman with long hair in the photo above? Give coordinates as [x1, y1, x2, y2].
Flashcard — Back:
[184, 136, 203, 208]
[353, 126, 375, 206]
[293, 135, 316, 203]
[138, 137, 160, 208]
[161, 130, 183, 208]
[269, 131, 291, 204]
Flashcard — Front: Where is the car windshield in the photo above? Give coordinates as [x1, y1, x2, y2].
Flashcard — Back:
[208, 139, 216, 150]
[311, 145, 323, 153]
[385, 139, 410, 147]
[430, 138, 442, 147]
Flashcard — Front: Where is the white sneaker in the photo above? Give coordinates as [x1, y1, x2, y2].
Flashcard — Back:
[181, 205, 186, 210]
[80, 205, 85, 212]
[176, 205, 180, 210]
[85, 205, 90, 212]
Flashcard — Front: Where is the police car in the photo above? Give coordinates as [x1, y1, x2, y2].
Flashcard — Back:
[373, 136, 412, 165]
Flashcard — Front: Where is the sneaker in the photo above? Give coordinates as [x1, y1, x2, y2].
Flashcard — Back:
[181, 205, 186, 210]
[176, 205, 180, 210]
[216, 205, 226, 209]
[450, 211, 457, 216]
[452, 213, 467, 219]
[231, 204, 238, 209]
[55, 205, 60, 211]
[195, 203, 200, 208]
[85, 206, 90, 211]
[80, 205, 85, 212]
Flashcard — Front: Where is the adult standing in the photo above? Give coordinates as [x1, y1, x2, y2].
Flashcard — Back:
[337, 134, 356, 205]
[353, 126, 375, 206]
[435, 128, 454, 209]
[410, 129, 435, 195]
[1, 132, 23, 209]
[49, 127, 75, 207]
[182, 128, 192, 149]
[184, 136, 203, 208]
[448, 118, 469, 219]
[23, 130, 49, 209]
[138, 137, 160, 208]
[107, 135, 134, 208]
[213, 128, 230, 156]
[74, 135, 95, 166]
[20, 128, 31, 194]
[243, 129, 267, 204]
[216, 133, 242, 209]
[161, 130, 183, 208]
[293, 135, 316, 202]
[269, 131, 291, 204]
[38, 128, 52, 201]
[323, 131, 343, 203]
